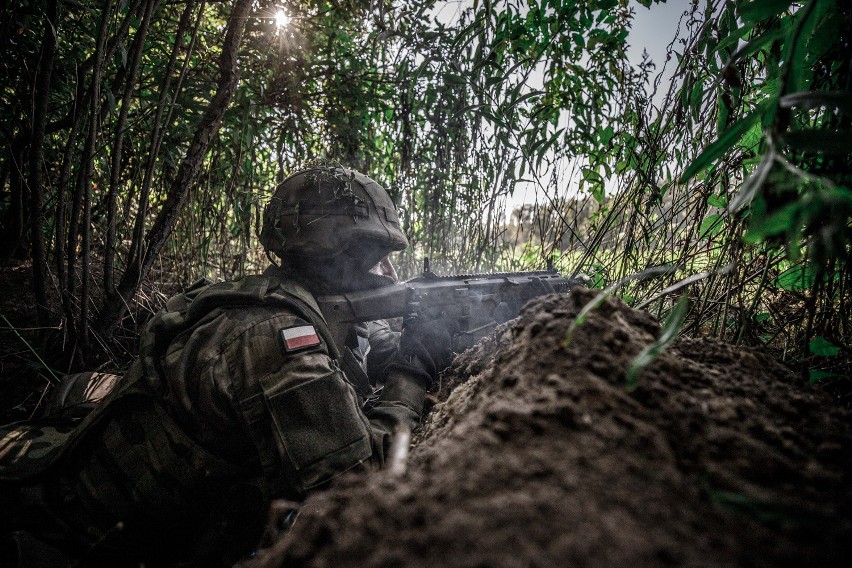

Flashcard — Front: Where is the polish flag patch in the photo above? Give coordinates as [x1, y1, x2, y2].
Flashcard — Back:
[280, 325, 321, 352]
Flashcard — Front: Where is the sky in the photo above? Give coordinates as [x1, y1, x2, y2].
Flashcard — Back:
[509, 0, 695, 211]
[628, 0, 694, 74]
[428, 0, 697, 214]
[627, 0, 694, 108]
[432, 0, 694, 102]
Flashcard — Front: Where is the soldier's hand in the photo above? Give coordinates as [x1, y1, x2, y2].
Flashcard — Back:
[391, 317, 456, 387]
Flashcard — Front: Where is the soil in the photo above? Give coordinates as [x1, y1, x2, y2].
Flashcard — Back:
[2, 263, 850, 567]
[250, 287, 852, 568]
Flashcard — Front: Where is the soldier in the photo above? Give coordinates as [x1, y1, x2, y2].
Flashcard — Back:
[0, 167, 453, 566]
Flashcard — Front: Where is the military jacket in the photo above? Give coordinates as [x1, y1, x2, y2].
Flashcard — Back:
[0, 271, 425, 565]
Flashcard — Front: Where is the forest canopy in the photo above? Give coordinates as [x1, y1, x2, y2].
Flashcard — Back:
[0, 0, 849, 380]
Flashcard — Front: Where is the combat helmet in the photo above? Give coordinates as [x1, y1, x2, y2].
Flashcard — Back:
[260, 167, 409, 272]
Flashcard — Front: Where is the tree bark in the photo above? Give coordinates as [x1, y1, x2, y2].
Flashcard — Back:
[28, 0, 59, 329]
[1, 142, 27, 259]
[55, 124, 79, 337]
[76, 0, 116, 355]
[124, 0, 198, 283]
[97, 0, 252, 334]
[104, 0, 159, 296]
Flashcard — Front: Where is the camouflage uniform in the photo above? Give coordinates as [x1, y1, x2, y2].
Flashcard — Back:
[0, 268, 424, 566]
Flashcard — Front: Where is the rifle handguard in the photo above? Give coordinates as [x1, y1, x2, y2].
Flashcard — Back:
[317, 267, 584, 352]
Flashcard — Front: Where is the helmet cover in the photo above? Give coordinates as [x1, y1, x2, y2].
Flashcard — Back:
[260, 167, 409, 269]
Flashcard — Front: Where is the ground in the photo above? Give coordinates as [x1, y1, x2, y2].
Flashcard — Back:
[0, 260, 165, 424]
[248, 288, 851, 568]
[0, 260, 54, 423]
[1, 265, 850, 566]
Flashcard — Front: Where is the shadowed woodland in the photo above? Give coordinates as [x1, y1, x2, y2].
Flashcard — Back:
[0, 0, 851, 563]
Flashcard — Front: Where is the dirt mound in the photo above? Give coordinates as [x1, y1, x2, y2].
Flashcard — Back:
[252, 288, 852, 567]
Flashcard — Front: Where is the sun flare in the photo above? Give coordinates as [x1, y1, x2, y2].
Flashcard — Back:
[274, 8, 290, 29]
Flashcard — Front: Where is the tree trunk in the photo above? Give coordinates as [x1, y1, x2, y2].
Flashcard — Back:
[77, 0, 116, 356]
[1, 143, 26, 259]
[28, 0, 59, 329]
[124, 0, 198, 282]
[104, 0, 159, 296]
[97, 0, 252, 334]
[55, 125, 79, 337]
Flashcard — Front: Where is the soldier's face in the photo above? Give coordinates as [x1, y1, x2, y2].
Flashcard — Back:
[291, 248, 397, 294]
[369, 256, 398, 283]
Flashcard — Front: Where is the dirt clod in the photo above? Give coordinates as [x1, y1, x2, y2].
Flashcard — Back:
[256, 288, 852, 567]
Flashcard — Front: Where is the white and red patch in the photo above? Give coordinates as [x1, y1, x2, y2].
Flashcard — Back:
[280, 325, 321, 352]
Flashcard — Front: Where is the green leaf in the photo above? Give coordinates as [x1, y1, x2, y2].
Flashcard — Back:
[450, 16, 484, 50]
[690, 79, 705, 120]
[591, 182, 605, 205]
[728, 26, 786, 64]
[744, 201, 797, 243]
[626, 294, 689, 390]
[738, 0, 794, 24]
[485, 74, 504, 88]
[730, 150, 775, 212]
[775, 264, 815, 291]
[740, 119, 763, 149]
[809, 336, 840, 357]
[712, 23, 755, 55]
[760, 77, 780, 98]
[699, 213, 724, 238]
[808, 369, 840, 384]
[507, 90, 544, 109]
[707, 194, 727, 208]
[581, 167, 601, 183]
[804, 9, 841, 67]
[785, 0, 831, 93]
[716, 94, 730, 136]
[679, 105, 765, 183]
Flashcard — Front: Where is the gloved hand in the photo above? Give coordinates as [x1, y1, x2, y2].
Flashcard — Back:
[390, 317, 456, 388]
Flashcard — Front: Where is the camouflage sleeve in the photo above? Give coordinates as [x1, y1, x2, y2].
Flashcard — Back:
[363, 319, 427, 453]
[253, 345, 375, 491]
[365, 319, 400, 387]
[365, 368, 425, 443]
[208, 310, 422, 494]
[363, 320, 431, 458]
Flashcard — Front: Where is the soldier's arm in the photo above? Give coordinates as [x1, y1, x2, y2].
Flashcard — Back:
[227, 313, 425, 495]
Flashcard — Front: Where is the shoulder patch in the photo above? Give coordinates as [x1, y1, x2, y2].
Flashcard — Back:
[280, 325, 322, 352]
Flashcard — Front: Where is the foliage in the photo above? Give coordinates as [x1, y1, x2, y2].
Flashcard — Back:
[566, 0, 851, 381]
[0, 0, 849, 378]
[626, 292, 689, 389]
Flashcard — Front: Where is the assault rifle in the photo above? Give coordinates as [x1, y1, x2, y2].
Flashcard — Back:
[317, 260, 586, 351]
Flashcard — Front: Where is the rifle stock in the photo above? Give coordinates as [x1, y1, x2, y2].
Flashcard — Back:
[317, 269, 584, 351]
